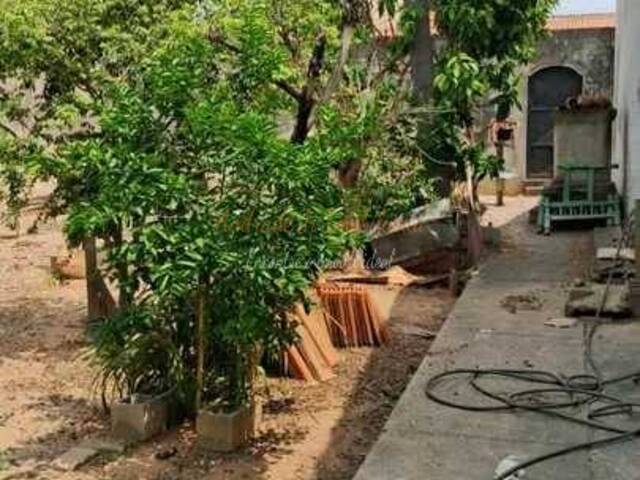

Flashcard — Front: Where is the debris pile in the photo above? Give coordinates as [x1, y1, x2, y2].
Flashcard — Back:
[500, 293, 543, 314]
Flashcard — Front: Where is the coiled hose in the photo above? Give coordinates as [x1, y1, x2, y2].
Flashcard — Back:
[425, 368, 640, 479]
[425, 216, 639, 479]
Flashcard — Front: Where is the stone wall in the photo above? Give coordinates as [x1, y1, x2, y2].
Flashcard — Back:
[535, 29, 615, 95]
[554, 109, 613, 173]
[483, 27, 615, 192]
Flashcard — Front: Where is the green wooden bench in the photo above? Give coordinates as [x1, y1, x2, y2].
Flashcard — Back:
[537, 164, 621, 235]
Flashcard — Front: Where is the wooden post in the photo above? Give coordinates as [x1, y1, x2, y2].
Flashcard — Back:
[195, 286, 206, 413]
[448, 269, 460, 297]
[84, 237, 100, 321]
[496, 178, 505, 207]
[495, 142, 505, 207]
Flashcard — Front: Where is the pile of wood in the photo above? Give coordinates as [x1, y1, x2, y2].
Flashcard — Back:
[284, 305, 338, 382]
[316, 283, 389, 348]
[284, 283, 391, 381]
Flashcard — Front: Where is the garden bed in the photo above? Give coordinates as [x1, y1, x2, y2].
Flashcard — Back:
[0, 202, 454, 480]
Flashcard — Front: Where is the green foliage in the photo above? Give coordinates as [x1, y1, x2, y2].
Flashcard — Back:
[315, 88, 435, 224]
[88, 305, 188, 401]
[57, 13, 358, 408]
[0, 0, 200, 217]
[0, 0, 433, 411]
[428, 0, 557, 183]
[0, 137, 40, 228]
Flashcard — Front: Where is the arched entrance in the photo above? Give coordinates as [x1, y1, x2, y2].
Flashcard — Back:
[527, 66, 583, 178]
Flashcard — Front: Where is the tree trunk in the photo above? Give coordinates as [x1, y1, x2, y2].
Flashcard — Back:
[195, 285, 206, 412]
[290, 33, 327, 144]
[465, 159, 477, 211]
[464, 125, 479, 212]
[112, 225, 132, 310]
[409, 0, 449, 195]
[337, 158, 363, 189]
[83, 237, 116, 321]
[409, 0, 434, 101]
[291, 94, 315, 144]
[322, 24, 355, 103]
[495, 142, 505, 206]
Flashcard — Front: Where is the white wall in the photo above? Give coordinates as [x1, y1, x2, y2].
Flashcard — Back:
[613, 0, 640, 206]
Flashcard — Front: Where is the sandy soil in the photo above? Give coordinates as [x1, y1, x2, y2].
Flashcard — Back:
[0, 196, 457, 480]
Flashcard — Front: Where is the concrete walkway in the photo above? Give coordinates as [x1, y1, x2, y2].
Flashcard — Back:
[355, 213, 640, 479]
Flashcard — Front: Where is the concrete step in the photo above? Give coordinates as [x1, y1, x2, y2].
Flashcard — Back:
[523, 180, 551, 197]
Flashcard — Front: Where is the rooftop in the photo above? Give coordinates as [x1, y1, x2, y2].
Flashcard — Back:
[373, 12, 616, 38]
[548, 13, 616, 30]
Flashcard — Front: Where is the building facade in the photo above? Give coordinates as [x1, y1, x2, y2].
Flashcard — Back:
[491, 14, 616, 194]
[612, 0, 640, 207]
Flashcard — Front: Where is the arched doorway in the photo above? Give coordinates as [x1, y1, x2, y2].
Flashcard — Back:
[527, 66, 583, 178]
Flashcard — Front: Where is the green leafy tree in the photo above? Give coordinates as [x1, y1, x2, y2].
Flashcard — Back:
[0, 0, 436, 412]
[202, 0, 435, 218]
[1, 0, 433, 234]
[428, 0, 557, 207]
[0, 0, 198, 221]
[62, 16, 359, 409]
[0, 0, 202, 313]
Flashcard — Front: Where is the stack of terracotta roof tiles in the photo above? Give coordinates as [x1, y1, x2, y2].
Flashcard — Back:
[284, 283, 390, 381]
[285, 304, 338, 382]
[316, 283, 389, 348]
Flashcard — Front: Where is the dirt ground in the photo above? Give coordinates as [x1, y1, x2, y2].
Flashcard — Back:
[0, 193, 460, 480]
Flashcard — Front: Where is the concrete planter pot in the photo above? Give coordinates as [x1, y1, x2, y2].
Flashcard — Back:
[196, 401, 261, 452]
[111, 394, 169, 442]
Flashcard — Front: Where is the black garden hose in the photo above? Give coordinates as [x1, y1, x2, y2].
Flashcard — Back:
[425, 368, 640, 479]
[424, 216, 639, 478]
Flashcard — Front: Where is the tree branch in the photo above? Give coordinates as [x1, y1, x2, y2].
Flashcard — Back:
[207, 29, 242, 54]
[207, 28, 304, 102]
[274, 80, 303, 102]
[304, 1, 372, 137]
[320, 24, 355, 103]
[0, 121, 19, 138]
[290, 32, 327, 144]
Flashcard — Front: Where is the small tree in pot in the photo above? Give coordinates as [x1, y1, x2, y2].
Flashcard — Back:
[59, 13, 355, 447]
[88, 305, 186, 441]
[9, 0, 428, 450]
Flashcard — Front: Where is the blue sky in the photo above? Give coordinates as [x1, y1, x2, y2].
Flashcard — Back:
[555, 0, 616, 14]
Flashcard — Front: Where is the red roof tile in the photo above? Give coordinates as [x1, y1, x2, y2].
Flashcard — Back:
[547, 13, 616, 31]
[373, 12, 616, 39]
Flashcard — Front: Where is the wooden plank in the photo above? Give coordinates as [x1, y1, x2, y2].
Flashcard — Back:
[286, 346, 315, 382]
[301, 308, 338, 367]
[363, 289, 388, 345]
[358, 290, 375, 346]
[297, 324, 335, 382]
[317, 283, 391, 348]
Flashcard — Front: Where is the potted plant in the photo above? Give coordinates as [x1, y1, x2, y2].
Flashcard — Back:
[195, 295, 264, 452]
[89, 307, 182, 442]
[195, 357, 262, 452]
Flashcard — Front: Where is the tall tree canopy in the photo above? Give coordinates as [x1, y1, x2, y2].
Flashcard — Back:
[427, 0, 557, 204]
[0, 0, 558, 409]
[0, 0, 432, 229]
[0, 0, 435, 409]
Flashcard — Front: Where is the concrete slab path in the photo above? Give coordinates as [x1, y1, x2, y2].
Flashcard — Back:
[354, 211, 640, 480]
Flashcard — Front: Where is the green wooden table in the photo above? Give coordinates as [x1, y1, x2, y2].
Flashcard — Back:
[537, 164, 621, 235]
